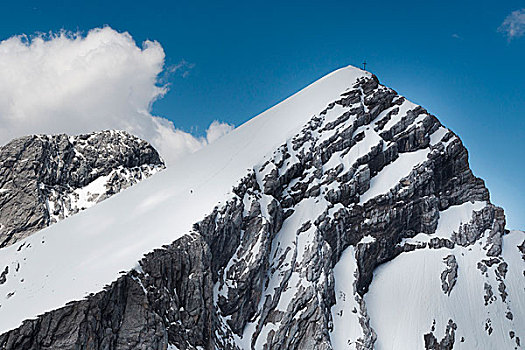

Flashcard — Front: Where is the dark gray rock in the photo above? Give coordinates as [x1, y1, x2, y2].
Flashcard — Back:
[0, 265, 7, 285]
[424, 319, 457, 350]
[440, 255, 458, 296]
[484, 282, 495, 305]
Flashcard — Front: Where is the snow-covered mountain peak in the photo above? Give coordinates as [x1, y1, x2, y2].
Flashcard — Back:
[0, 66, 523, 350]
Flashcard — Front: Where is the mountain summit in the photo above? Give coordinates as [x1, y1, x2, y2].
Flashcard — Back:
[0, 66, 523, 350]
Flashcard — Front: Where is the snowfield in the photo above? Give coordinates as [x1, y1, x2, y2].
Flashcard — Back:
[366, 229, 525, 349]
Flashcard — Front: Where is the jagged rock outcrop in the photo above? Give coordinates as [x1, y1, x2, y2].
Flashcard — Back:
[0, 71, 523, 350]
[0, 130, 164, 247]
[440, 255, 458, 296]
[424, 319, 457, 350]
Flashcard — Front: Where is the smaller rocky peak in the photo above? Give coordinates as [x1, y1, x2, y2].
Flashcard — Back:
[0, 130, 165, 247]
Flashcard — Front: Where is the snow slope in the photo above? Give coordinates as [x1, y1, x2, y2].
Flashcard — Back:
[330, 246, 364, 349]
[0, 66, 370, 333]
[366, 230, 525, 349]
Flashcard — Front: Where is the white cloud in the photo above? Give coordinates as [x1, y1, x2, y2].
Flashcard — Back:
[0, 26, 232, 166]
[498, 8, 525, 40]
[206, 120, 235, 143]
[170, 59, 195, 78]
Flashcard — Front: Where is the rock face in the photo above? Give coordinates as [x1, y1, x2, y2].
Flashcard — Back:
[0, 234, 213, 350]
[0, 73, 523, 349]
[424, 319, 457, 350]
[0, 130, 164, 247]
[440, 255, 458, 296]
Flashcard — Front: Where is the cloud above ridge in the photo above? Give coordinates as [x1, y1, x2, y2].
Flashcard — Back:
[0, 26, 232, 165]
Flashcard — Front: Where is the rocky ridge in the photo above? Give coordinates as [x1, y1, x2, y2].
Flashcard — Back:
[0, 130, 164, 247]
[0, 73, 523, 349]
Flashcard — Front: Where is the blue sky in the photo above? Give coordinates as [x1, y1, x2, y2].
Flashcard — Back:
[0, 1, 523, 228]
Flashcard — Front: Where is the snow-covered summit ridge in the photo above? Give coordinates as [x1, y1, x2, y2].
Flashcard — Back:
[0, 65, 370, 333]
[0, 65, 523, 350]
